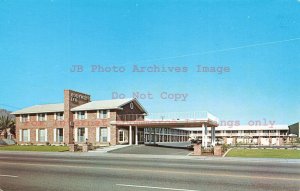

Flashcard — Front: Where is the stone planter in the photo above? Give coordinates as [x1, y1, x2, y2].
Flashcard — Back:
[69, 144, 78, 152]
[82, 144, 89, 152]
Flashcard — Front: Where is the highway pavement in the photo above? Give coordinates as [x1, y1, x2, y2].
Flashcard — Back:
[0, 151, 300, 191]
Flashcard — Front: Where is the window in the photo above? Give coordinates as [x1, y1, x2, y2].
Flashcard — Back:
[37, 113, 46, 121]
[280, 130, 287, 135]
[39, 129, 46, 142]
[99, 110, 109, 119]
[263, 130, 269, 133]
[22, 129, 29, 142]
[130, 102, 134, 109]
[56, 112, 64, 120]
[100, 127, 108, 142]
[21, 114, 29, 122]
[77, 128, 85, 142]
[78, 111, 86, 120]
[56, 128, 64, 142]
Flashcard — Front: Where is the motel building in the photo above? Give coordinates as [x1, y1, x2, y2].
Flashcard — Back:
[12, 89, 291, 148]
[12, 90, 219, 148]
[144, 125, 289, 146]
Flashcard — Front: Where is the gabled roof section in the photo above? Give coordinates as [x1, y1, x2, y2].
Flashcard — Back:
[11, 103, 64, 115]
[71, 98, 147, 113]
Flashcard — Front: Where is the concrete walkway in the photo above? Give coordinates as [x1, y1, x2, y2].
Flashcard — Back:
[89, 144, 130, 153]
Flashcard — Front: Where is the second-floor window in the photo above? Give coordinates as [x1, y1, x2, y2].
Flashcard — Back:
[21, 114, 29, 122]
[98, 110, 109, 119]
[78, 111, 86, 120]
[56, 112, 64, 120]
[37, 113, 46, 121]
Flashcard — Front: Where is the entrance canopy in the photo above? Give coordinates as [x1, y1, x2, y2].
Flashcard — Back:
[111, 111, 219, 148]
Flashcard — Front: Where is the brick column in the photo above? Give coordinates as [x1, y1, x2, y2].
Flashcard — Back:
[64, 90, 90, 145]
[194, 144, 202, 156]
[214, 146, 222, 156]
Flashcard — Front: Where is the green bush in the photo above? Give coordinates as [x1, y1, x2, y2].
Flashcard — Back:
[221, 143, 229, 152]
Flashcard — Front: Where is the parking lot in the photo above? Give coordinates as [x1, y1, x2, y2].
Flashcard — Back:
[109, 145, 192, 155]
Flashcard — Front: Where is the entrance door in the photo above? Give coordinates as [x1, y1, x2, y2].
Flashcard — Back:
[118, 129, 128, 144]
[119, 130, 124, 142]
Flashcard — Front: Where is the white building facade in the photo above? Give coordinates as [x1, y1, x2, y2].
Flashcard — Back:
[144, 125, 289, 146]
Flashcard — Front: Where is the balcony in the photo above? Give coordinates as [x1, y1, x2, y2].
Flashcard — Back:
[113, 111, 219, 127]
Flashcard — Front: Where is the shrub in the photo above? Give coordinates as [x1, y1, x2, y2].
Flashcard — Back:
[221, 143, 230, 152]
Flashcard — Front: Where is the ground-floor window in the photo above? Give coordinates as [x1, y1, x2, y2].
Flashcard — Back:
[22, 129, 29, 142]
[100, 127, 108, 142]
[39, 129, 46, 142]
[78, 128, 85, 142]
[57, 128, 63, 142]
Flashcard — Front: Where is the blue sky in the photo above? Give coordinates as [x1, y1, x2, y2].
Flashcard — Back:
[0, 0, 299, 124]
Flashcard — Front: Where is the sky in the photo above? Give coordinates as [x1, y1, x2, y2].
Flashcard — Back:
[0, 0, 299, 125]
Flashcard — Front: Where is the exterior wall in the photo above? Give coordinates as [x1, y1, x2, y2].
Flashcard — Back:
[16, 113, 66, 145]
[72, 101, 146, 146]
[114, 101, 146, 145]
[73, 110, 117, 145]
[15, 90, 90, 145]
[14, 92, 147, 146]
[116, 101, 145, 121]
[189, 129, 288, 146]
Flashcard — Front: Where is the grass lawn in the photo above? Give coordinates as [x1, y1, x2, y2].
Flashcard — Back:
[226, 148, 300, 159]
[0, 145, 69, 152]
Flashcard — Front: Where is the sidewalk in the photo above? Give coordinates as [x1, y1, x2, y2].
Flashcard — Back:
[1, 150, 300, 163]
[89, 144, 130, 153]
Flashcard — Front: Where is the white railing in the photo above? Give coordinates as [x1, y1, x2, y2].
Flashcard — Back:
[145, 111, 218, 122]
[116, 111, 219, 124]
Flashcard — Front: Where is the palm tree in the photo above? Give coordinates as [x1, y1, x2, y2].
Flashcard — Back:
[0, 116, 15, 139]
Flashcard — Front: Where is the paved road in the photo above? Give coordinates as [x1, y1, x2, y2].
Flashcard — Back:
[0, 152, 300, 191]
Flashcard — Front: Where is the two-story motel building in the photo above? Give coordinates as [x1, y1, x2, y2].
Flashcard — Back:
[12, 90, 147, 146]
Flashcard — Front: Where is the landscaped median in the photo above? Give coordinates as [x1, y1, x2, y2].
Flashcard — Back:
[0, 145, 69, 152]
[225, 148, 300, 159]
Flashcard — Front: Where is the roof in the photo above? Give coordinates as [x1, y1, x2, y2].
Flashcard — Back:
[71, 98, 147, 113]
[11, 103, 64, 115]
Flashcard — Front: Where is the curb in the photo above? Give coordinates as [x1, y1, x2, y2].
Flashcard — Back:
[222, 148, 232, 157]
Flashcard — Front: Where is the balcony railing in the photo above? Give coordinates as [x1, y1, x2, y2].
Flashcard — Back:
[116, 111, 219, 123]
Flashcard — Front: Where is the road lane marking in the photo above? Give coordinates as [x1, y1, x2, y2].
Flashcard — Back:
[0, 161, 299, 181]
[0, 174, 18, 178]
[116, 184, 200, 191]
